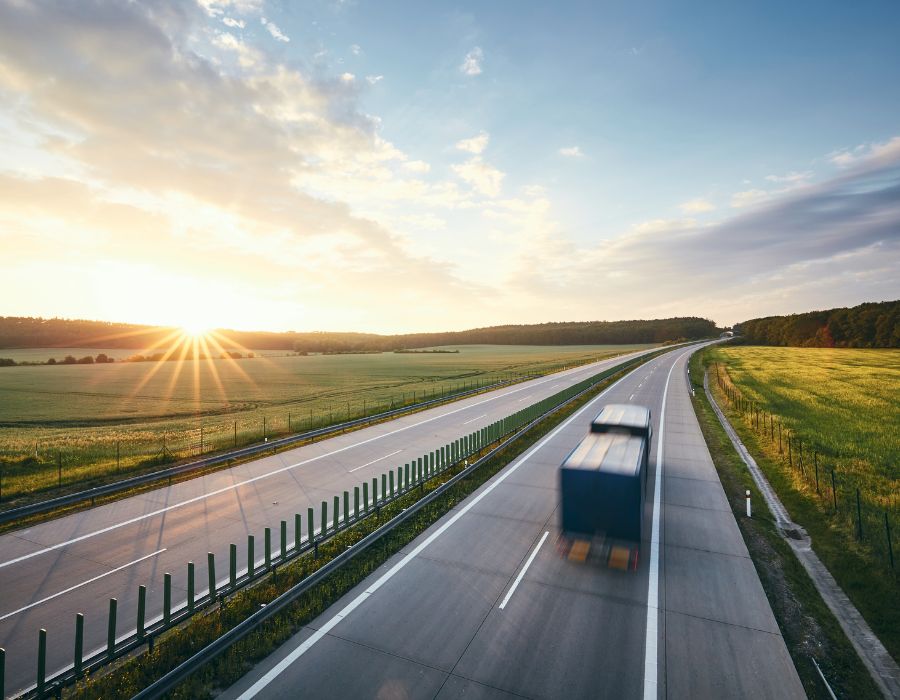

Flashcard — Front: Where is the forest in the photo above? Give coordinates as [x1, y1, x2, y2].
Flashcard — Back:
[735, 300, 899, 348]
[0, 316, 718, 352]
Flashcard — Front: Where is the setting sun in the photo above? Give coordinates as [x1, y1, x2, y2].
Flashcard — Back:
[180, 322, 211, 339]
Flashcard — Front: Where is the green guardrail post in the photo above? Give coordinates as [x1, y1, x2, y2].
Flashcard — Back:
[372, 477, 378, 506]
[381, 474, 386, 501]
[389, 470, 395, 497]
[74, 612, 84, 677]
[308, 508, 315, 545]
[354, 487, 359, 519]
[281, 520, 287, 560]
[207, 552, 216, 602]
[230, 544, 237, 588]
[430, 451, 435, 474]
[397, 467, 403, 493]
[343, 492, 349, 526]
[163, 573, 172, 625]
[0, 647, 5, 700]
[363, 481, 369, 511]
[107, 598, 117, 657]
[295, 513, 302, 552]
[264, 527, 272, 569]
[248, 534, 255, 577]
[37, 628, 46, 696]
[137, 585, 147, 639]
[333, 495, 340, 531]
[187, 562, 195, 611]
[417, 457, 423, 482]
[321, 501, 327, 538]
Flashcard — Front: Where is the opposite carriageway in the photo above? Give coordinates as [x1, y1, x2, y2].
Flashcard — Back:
[221, 344, 805, 700]
[0, 346, 663, 698]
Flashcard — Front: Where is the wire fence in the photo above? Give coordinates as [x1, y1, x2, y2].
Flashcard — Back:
[712, 362, 897, 569]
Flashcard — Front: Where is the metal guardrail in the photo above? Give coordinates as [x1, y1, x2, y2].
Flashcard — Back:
[0, 377, 521, 526]
[4, 349, 666, 700]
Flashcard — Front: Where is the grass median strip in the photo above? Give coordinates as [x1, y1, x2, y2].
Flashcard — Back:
[63, 356, 653, 700]
[689, 349, 881, 700]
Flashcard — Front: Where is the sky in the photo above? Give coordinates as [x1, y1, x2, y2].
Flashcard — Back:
[1, 0, 899, 334]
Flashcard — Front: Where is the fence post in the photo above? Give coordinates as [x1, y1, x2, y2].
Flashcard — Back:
[234, 421, 237, 447]
[74, 612, 84, 676]
[778, 423, 782, 453]
[831, 470, 838, 511]
[107, 598, 117, 656]
[163, 573, 172, 624]
[788, 436, 792, 467]
[798, 439, 804, 475]
[137, 585, 146, 639]
[116, 441, 120, 470]
[207, 552, 216, 602]
[886, 513, 894, 568]
[37, 628, 47, 696]
[814, 452, 820, 494]
[57, 451, 62, 489]
[188, 562, 195, 611]
[856, 489, 863, 541]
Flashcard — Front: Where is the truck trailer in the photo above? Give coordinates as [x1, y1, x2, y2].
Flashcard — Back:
[558, 404, 652, 570]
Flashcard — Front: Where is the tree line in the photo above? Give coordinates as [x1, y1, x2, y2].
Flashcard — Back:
[0, 316, 718, 352]
[735, 300, 899, 348]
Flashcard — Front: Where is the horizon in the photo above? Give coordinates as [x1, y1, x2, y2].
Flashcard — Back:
[1, 2, 899, 332]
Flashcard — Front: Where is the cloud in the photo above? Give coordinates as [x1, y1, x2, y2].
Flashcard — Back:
[366, 75, 383, 85]
[212, 32, 262, 68]
[828, 136, 900, 169]
[558, 146, 584, 158]
[339, 72, 355, 83]
[731, 189, 769, 208]
[678, 198, 715, 214]
[403, 160, 431, 173]
[456, 132, 489, 154]
[222, 17, 245, 29]
[350, 43, 362, 55]
[452, 157, 505, 197]
[765, 171, 811, 184]
[260, 16, 289, 42]
[460, 47, 483, 76]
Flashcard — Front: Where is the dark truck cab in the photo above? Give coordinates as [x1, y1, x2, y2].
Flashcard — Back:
[558, 404, 652, 570]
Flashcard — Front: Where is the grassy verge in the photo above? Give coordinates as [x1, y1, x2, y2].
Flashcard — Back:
[66, 356, 647, 699]
[689, 349, 881, 699]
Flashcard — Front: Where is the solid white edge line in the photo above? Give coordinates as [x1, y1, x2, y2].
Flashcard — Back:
[348, 450, 402, 473]
[235, 357, 660, 700]
[498, 531, 549, 610]
[0, 352, 646, 571]
[462, 414, 488, 425]
[0, 548, 167, 622]
[642, 346, 693, 700]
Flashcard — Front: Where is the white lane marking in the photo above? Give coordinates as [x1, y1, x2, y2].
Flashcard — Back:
[517, 395, 533, 402]
[462, 414, 487, 425]
[629, 393, 635, 400]
[0, 548, 166, 622]
[0, 349, 657, 571]
[235, 360, 650, 699]
[348, 450, 402, 473]
[642, 346, 693, 700]
[498, 531, 549, 610]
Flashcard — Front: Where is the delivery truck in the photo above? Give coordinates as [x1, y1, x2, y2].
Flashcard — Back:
[557, 404, 652, 570]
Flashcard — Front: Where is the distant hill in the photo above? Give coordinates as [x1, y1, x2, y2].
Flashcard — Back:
[0, 316, 718, 351]
[735, 300, 899, 348]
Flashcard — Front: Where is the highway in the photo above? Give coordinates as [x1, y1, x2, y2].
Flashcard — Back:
[221, 344, 805, 699]
[0, 346, 662, 698]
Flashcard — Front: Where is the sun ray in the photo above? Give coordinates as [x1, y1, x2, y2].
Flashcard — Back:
[198, 334, 229, 406]
[163, 333, 193, 405]
[125, 329, 189, 400]
[204, 331, 257, 388]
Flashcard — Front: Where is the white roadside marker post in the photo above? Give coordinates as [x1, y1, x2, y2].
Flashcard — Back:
[746, 489, 752, 517]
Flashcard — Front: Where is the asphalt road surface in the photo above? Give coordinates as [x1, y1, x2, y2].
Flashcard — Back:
[220, 343, 805, 700]
[0, 347, 663, 697]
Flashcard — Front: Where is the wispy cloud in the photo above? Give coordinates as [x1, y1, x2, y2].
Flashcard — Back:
[350, 43, 362, 55]
[460, 47, 483, 76]
[261, 16, 289, 42]
[456, 132, 489, 154]
[452, 157, 504, 197]
[731, 189, 768, 208]
[678, 198, 715, 213]
[222, 17, 245, 29]
[366, 75, 383, 85]
[765, 171, 811, 184]
[558, 146, 584, 158]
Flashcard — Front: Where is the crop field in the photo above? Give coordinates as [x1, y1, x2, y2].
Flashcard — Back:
[0, 344, 652, 502]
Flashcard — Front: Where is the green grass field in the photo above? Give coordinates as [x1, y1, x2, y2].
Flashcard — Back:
[705, 345, 899, 661]
[0, 344, 652, 502]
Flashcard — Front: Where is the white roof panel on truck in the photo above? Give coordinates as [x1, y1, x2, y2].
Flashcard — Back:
[562, 432, 644, 477]
[591, 404, 651, 432]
